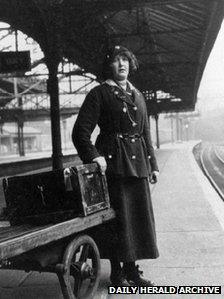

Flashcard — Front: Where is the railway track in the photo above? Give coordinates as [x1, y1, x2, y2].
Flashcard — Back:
[200, 143, 224, 201]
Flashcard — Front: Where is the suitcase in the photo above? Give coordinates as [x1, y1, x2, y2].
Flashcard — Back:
[3, 163, 110, 225]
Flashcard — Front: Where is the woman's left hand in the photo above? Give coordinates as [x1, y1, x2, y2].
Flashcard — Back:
[92, 156, 107, 174]
[149, 171, 159, 184]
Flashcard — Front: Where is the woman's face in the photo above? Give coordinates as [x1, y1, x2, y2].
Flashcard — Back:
[110, 54, 129, 81]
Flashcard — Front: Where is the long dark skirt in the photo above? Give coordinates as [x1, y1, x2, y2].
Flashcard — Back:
[93, 177, 159, 262]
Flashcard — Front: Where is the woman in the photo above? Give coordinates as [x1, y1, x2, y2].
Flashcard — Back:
[72, 45, 159, 286]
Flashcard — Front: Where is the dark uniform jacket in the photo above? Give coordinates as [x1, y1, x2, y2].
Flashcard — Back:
[72, 79, 158, 178]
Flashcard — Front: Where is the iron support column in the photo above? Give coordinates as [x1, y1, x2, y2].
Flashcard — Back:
[179, 118, 183, 141]
[17, 116, 25, 156]
[47, 65, 63, 170]
[155, 114, 160, 149]
[171, 117, 174, 143]
[14, 29, 25, 156]
[0, 122, 2, 154]
[14, 81, 25, 156]
[176, 114, 179, 141]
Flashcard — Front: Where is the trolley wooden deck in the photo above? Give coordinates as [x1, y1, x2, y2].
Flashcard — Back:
[0, 208, 115, 299]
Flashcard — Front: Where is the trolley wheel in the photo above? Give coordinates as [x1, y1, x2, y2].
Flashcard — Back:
[58, 234, 101, 299]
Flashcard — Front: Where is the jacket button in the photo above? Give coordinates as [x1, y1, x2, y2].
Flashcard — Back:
[108, 155, 112, 159]
[148, 155, 151, 159]
[133, 106, 137, 111]
[131, 155, 136, 159]
[131, 138, 135, 143]
[123, 107, 127, 113]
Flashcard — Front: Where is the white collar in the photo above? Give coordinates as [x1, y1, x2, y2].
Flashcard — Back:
[104, 79, 135, 91]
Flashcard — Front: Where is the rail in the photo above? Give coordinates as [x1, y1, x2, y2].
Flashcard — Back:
[200, 143, 224, 201]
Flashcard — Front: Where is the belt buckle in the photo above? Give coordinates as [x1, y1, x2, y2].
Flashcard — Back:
[117, 133, 140, 139]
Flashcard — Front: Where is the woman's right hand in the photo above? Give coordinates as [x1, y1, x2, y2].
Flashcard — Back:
[92, 156, 107, 174]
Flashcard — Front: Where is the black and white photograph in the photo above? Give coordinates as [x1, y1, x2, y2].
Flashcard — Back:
[0, 1, 224, 298]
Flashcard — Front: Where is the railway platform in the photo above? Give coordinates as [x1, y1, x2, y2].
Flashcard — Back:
[0, 148, 77, 163]
[0, 141, 224, 298]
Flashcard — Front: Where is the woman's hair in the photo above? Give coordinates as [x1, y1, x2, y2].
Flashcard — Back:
[101, 45, 138, 80]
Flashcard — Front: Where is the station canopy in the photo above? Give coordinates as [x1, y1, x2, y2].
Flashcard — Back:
[0, 77, 47, 107]
[0, 0, 224, 114]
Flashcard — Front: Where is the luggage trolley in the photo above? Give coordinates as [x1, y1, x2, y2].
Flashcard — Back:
[0, 163, 115, 299]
